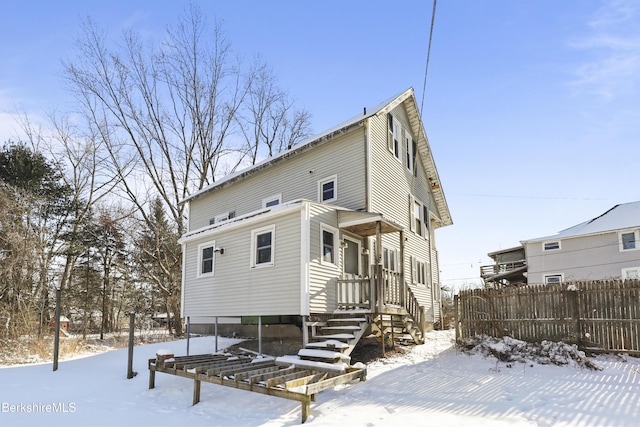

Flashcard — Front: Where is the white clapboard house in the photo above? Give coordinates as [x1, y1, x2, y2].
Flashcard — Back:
[179, 88, 452, 357]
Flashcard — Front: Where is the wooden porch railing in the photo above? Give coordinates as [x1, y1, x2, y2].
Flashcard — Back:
[336, 277, 371, 308]
[336, 268, 425, 339]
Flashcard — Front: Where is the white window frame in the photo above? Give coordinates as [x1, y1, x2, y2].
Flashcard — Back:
[197, 240, 216, 278]
[262, 193, 282, 208]
[411, 256, 430, 286]
[387, 113, 401, 161]
[409, 195, 427, 238]
[404, 128, 415, 174]
[383, 247, 399, 272]
[619, 230, 639, 252]
[320, 223, 339, 267]
[544, 274, 564, 284]
[543, 241, 561, 251]
[622, 267, 640, 280]
[213, 211, 235, 225]
[250, 225, 275, 268]
[318, 175, 337, 203]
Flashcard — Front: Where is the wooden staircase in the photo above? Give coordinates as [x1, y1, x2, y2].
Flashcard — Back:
[295, 308, 424, 365]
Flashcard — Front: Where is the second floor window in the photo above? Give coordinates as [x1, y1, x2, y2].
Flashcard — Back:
[620, 231, 638, 251]
[318, 175, 337, 203]
[543, 241, 560, 251]
[262, 193, 282, 208]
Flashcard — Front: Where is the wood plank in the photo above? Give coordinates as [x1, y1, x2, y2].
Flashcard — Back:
[285, 373, 327, 390]
[266, 370, 314, 388]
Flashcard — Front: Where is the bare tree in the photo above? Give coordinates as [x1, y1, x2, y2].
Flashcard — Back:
[237, 59, 312, 165]
[64, 5, 254, 335]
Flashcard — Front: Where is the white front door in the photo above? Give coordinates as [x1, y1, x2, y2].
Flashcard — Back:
[343, 236, 361, 276]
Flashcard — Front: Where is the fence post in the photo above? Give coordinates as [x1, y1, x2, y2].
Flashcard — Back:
[569, 287, 581, 343]
[454, 294, 460, 342]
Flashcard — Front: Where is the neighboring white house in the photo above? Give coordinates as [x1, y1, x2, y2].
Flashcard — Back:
[521, 202, 640, 284]
[178, 88, 452, 352]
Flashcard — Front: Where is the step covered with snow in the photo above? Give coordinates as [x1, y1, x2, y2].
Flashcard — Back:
[297, 348, 351, 364]
[305, 339, 350, 350]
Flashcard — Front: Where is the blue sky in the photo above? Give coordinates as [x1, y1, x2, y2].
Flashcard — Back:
[1, 0, 639, 290]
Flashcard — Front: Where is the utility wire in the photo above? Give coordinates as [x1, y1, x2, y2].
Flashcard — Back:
[420, 0, 438, 114]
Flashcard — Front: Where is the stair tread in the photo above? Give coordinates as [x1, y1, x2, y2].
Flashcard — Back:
[314, 333, 355, 340]
[327, 317, 368, 323]
[306, 340, 350, 349]
[322, 325, 361, 330]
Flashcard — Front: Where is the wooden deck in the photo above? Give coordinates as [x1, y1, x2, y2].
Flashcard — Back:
[148, 353, 367, 423]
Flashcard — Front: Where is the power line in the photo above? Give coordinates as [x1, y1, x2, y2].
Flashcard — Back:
[420, 0, 437, 114]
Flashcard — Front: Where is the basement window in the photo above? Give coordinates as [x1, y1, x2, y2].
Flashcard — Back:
[544, 274, 563, 284]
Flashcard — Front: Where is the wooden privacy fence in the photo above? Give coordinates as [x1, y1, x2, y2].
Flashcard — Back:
[454, 279, 640, 355]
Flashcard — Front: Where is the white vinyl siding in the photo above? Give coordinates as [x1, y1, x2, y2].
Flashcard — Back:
[188, 128, 366, 231]
[369, 105, 437, 316]
[308, 205, 341, 313]
[182, 207, 302, 317]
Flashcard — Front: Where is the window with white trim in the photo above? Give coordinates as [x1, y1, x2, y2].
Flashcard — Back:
[211, 211, 235, 225]
[320, 224, 338, 266]
[387, 113, 401, 160]
[197, 241, 216, 277]
[543, 241, 561, 251]
[404, 128, 417, 176]
[620, 230, 639, 251]
[544, 274, 563, 284]
[410, 196, 427, 238]
[251, 225, 275, 268]
[383, 247, 398, 272]
[318, 175, 337, 203]
[622, 267, 640, 280]
[262, 193, 282, 208]
[412, 256, 430, 286]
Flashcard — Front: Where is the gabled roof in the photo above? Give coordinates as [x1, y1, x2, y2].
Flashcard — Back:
[183, 88, 452, 226]
[521, 201, 640, 243]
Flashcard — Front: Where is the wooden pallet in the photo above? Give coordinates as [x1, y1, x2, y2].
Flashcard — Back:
[148, 353, 367, 423]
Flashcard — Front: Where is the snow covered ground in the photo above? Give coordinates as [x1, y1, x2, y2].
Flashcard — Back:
[1, 330, 639, 426]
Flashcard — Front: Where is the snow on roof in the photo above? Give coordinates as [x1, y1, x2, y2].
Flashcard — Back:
[522, 201, 640, 243]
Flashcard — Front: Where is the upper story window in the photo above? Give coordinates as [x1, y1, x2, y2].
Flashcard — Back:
[543, 241, 561, 251]
[410, 196, 428, 238]
[620, 230, 639, 251]
[387, 113, 401, 161]
[404, 130, 417, 176]
[251, 225, 275, 268]
[318, 175, 337, 203]
[262, 193, 282, 208]
[320, 224, 338, 266]
[544, 274, 563, 284]
[197, 241, 216, 277]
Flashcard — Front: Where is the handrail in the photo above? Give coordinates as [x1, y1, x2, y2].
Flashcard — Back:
[405, 285, 425, 337]
[336, 276, 371, 309]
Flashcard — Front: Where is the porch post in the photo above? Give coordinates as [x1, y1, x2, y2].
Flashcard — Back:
[375, 221, 383, 314]
[399, 230, 405, 308]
